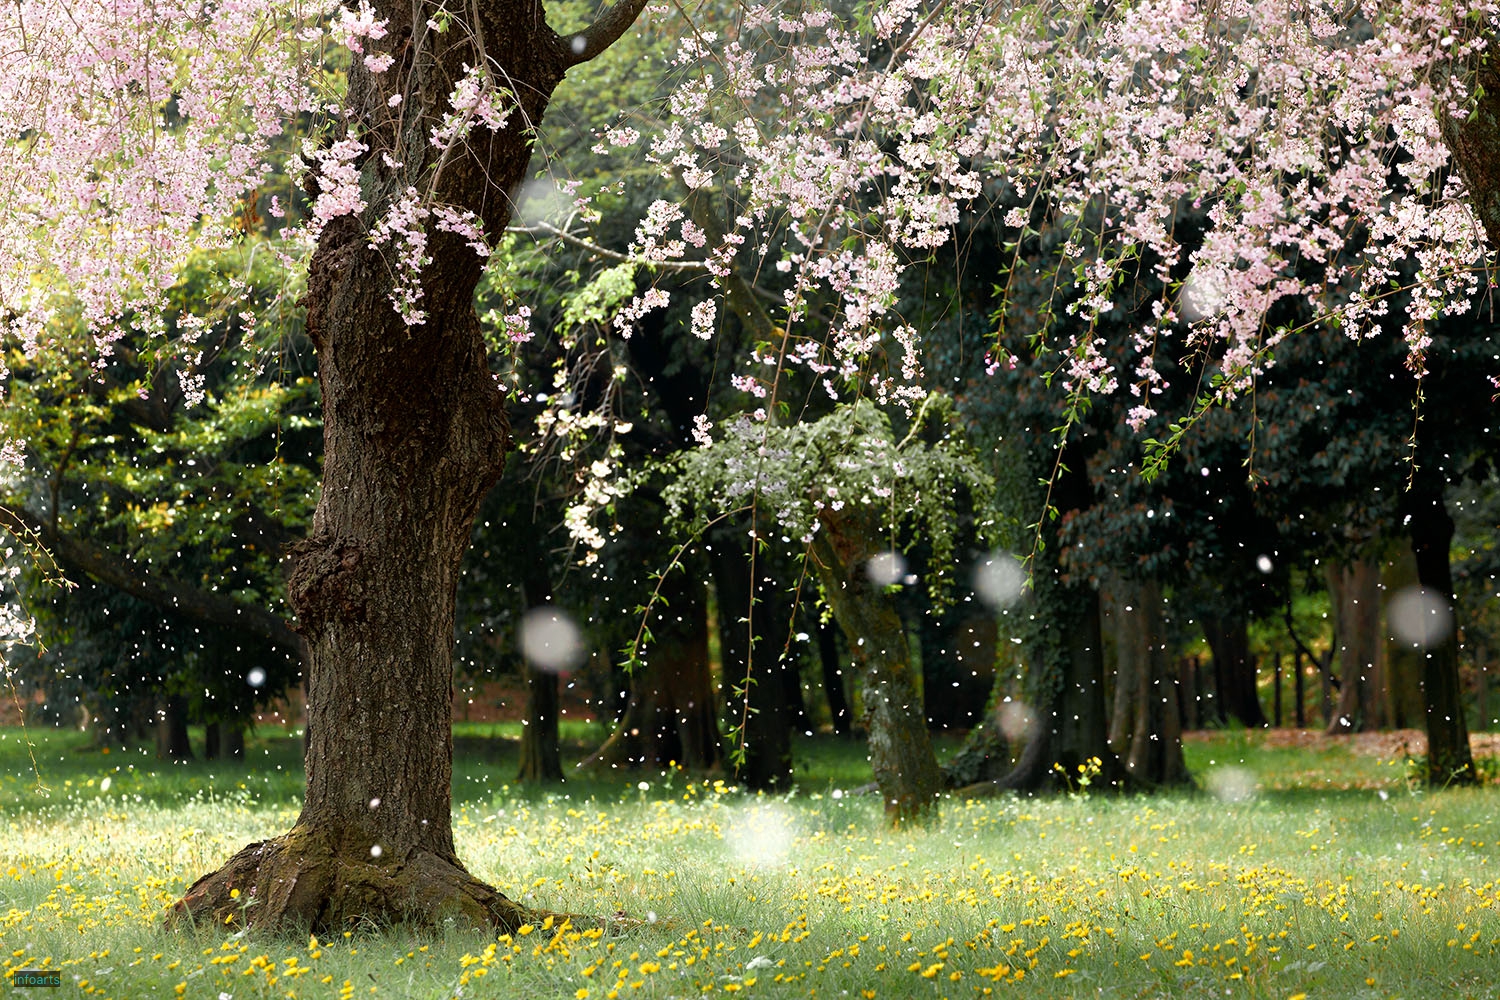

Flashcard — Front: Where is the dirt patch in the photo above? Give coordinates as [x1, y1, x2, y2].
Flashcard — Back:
[1186, 727, 1500, 758]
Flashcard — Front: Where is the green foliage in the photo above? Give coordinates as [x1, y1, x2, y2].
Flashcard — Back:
[664, 394, 1002, 606]
[0, 242, 318, 731]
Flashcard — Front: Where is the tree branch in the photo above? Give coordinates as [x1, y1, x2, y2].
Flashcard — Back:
[558, 0, 649, 67]
[0, 504, 306, 659]
[507, 220, 709, 271]
[1283, 598, 1338, 690]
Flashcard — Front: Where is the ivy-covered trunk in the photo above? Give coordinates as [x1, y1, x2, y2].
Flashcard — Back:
[993, 449, 1129, 794]
[171, 0, 646, 931]
[812, 516, 942, 826]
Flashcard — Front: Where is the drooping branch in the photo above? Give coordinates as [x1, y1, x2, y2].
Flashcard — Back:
[0, 504, 305, 658]
[558, 0, 650, 67]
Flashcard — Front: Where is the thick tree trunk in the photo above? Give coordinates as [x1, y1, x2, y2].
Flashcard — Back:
[812, 524, 943, 826]
[982, 449, 1129, 794]
[581, 575, 721, 773]
[991, 583, 1129, 792]
[169, 0, 646, 932]
[1405, 489, 1477, 785]
[1119, 579, 1190, 787]
[1441, 49, 1500, 249]
[1327, 557, 1381, 733]
[1203, 613, 1266, 728]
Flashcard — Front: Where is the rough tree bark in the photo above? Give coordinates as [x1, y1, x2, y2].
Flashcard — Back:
[170, 0, 649, 932]
[811, 520, 943, 826]
[1404, 486, 1478, 785]
[1326, 556, 1382, 734]
[1441, 45, 1500, 249]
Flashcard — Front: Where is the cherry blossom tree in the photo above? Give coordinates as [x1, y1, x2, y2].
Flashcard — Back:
[4, 0, 1499, 932]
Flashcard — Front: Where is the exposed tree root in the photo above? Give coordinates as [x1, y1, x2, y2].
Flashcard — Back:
[167, 825, 533, 934]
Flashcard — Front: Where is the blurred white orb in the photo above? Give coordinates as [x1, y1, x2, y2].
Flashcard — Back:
[1179, 264, 1229, 322]
[866, 552, 907, 587]
[974, 552, 1025, 608]
[1388, 586, 1452, 648]
[1255, 554, 1273, 574]
[1206, 766, 1257, 804]
[519, 606, 586, 672]
[724, 803, 795, 868]
[246, 667, 267, 688]
[998, 699, 1035, 742]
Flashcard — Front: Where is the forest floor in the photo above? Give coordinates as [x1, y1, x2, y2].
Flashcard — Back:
[0, 725, 1496, 999]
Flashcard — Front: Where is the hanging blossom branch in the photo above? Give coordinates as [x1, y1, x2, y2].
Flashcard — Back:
[0, 0, 320, 415]
[597, 0, 1496, 439]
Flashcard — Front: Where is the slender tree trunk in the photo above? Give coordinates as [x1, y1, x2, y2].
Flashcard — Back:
[1405, 488, 1477, 785]
[169, 0, 647, 931]
[783, 654, 810, 734]
[1293, 649, 1305, 728]
[516, 520, 564, 785]
[1478, 647, 1490, 731]
[581, 574, 720, 773]
[1179, 655, 1200, 731]
[1327, 557, 1381, 733]
[1203, 613, 1266, 728]
[221, 721, 245, 761]
[812, 523, 943, 825]
[156, 696, 193, 762]
[818, 619, 853, 736]
[1273, 653, 1282, 727]
[519, 667, 564, 783]
[1108, 581, 1141, 754]
[1380, 549, 1426, 728]
[711, 533, 792, 790]
[204, 721, 221, 761]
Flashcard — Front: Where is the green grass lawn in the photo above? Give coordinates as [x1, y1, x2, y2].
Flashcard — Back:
[0, 724, 1496, 999]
